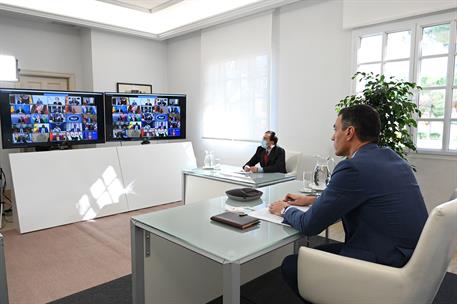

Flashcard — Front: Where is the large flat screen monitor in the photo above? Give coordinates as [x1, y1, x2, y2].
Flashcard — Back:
[0, 89, 105, 149]
[104, 93, 186, 141]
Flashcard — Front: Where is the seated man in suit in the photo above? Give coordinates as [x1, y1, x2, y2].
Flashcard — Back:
[243, 131, 287, 173]
[269, 105, 428, 299]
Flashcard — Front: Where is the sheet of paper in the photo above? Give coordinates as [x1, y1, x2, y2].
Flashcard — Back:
[219, 172, 254, 182]
[249, 206, 310, 226]
[220, 171, 251, 177]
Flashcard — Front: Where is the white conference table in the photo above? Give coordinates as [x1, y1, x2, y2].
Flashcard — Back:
[182, 165, 296, 204]
[131, 180, 306, 304]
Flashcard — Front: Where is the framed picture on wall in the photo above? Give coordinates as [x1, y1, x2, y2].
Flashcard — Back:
[116, 82, 152, 94]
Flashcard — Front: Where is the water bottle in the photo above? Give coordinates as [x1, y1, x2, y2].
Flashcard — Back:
[209, 151, 215, 168]
[204, 150, 211, 168]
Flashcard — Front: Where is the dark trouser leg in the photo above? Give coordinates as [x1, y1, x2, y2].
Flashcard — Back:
[313, 243, 344, 255]
[281, 254, 300, 296]
[281, 243, 344, 302]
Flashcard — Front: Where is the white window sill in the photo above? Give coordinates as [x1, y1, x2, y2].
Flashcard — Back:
[408, 151, 457, 161]
[201, 137, 259, 144]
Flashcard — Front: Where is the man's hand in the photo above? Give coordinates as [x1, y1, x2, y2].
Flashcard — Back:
[283, 193, 316, 206]
[243, 165, 250, 172]
[249, 166, 259, 173]
[269, 200, 288, 216]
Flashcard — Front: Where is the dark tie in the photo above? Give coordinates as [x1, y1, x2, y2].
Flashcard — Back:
[263, 151, 269, 166]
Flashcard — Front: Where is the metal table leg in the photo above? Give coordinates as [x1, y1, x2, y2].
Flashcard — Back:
[223, 263, 240, 304]
[0, 202, 4, 230]
[181, 172, 187, 204]
[294, 240, 301, 254]
[0, 234, 8, 304]
[131, 221, 145, 304]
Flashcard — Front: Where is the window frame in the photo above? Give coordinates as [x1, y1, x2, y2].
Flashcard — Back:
[351, 11, 457, 156]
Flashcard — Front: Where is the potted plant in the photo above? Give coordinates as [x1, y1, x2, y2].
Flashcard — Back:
[336, 72, 422, 165]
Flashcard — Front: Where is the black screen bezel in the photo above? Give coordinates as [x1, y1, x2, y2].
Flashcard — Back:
[104, 92, 186, 142]
[0, 88, 106, 149]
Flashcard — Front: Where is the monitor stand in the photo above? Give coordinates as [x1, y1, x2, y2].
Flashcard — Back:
[141, 138, 151, 145]
[34, 146, 51, 152]
[34, 143, 73, 152]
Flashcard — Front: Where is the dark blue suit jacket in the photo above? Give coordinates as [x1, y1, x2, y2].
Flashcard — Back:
[284, 144, 428, 267]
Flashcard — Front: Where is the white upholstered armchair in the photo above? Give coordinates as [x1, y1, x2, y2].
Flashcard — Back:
[451, 188, 457, 200]
[297, 198, 457, 304]
[285, 150, 302, 176]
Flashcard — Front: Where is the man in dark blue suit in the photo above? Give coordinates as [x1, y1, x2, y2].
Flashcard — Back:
[269, 105, 428, 299]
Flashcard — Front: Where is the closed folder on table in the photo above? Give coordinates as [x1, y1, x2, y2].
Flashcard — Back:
[210, 212, 260, 229]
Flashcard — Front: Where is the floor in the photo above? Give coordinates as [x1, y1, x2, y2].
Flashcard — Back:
[1, 202, 457, 304]
[1, 202, 181, 304]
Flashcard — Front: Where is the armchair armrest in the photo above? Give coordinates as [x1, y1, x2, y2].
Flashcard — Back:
[297, 246, 408, 304]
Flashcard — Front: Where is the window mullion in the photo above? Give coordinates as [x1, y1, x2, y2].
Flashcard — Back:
[412, 22, 422, 149]
[357, 60, 383, 65]
[384, 57, 412, 64]
[381, 32, 387, 74]
[351, 35, 361, 94]
[443, 20, 457, 151]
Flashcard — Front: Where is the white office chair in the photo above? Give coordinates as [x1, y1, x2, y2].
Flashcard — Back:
[297, 198, 457, 304]
[285, 151, 302, 176]
[451, 188, 457, 200]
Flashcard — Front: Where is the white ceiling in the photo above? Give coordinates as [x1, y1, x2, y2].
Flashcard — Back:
[0, 0, 299, 40]
[98, 0, 183, 13]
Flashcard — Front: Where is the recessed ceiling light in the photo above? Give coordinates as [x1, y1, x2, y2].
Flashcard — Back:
[0, 0, 264, 35]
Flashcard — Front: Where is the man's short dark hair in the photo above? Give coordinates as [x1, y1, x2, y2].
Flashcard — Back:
[338, 105, 381, 143]
[265, 131, 278, 145]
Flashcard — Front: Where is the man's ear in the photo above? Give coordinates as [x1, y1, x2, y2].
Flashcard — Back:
[346, 126, 355, 141]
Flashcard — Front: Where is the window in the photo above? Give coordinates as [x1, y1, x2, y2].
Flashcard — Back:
[356, 31, 412, 92]
[417, 24, 451, 150]
[353, 13, 457, 154]
[202, 55, 270, 141]
[201, 13, 272, 142]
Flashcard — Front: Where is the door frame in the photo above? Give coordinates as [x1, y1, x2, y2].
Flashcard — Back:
[19, 69, 76, 90]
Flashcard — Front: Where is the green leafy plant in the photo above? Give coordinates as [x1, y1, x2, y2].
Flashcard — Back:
[336, 72, 422, 163]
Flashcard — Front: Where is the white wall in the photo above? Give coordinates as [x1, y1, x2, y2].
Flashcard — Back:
[167, 19, 266, 166]
[0, 2, 455, 209]
[276, 0, 352, 168]
[88, 29, 169, 150]
[167, 32, 205, 159]
[167, 0, 457, 211]
[80, 29, 94, 91]
[167, 0, 352, 168]
[0, 13, 87, 190]
[0, 13, 85, 89]
[342, 0, 457, 29]
[0, 15, 170, 189]
[409, 155, 457, 211]
[90, 29, 168, 92]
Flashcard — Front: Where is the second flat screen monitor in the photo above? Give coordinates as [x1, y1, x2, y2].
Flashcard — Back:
[104, 93, 186, 141]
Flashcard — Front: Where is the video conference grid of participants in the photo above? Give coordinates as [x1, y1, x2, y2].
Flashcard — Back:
[112, 96, 181, 139]
[10, 94, 98, 144]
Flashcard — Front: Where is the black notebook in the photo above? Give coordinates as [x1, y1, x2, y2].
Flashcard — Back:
[210, 212, 260, 230]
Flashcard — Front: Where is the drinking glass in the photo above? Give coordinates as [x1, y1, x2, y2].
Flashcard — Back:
[302, 171, 313, 192]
